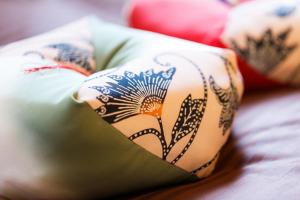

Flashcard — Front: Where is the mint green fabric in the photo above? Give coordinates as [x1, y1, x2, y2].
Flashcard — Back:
[7, 17, 198, 199]
[89, 17, 176, 71]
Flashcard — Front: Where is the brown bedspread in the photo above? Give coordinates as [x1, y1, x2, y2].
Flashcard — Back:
[1, 1, 300, 199]
[130, 88, 300, 200]
[0, 0, 126, 46]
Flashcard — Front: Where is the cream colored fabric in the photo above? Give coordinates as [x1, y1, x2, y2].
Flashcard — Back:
[222, 0, 300, 85]
[78, 42, 244, 177]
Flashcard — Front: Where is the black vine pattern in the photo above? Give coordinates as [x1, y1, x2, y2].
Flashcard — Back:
[91, 53, 208, 164]
[192, 152, 219, 174]
[47, 43, 94, 72]
[151, 53, 208, 164]
[209, 56, 240, 135]
[169, 95, 203, 149]
[230, 28, 297, 74]
[169, 95, 204, 164]
[90, 68, 176, 123]
[129, 94, 203, 160]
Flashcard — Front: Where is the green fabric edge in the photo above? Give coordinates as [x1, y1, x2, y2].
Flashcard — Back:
[18, 92, 196, 199]
[89, 16, 152, 71]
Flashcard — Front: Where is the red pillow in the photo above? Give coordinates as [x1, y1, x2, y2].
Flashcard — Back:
[127, 0, 299, 90]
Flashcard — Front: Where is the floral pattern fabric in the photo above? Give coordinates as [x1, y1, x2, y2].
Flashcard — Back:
[78, 50, 244, 176]
[222, 0, 300, 85]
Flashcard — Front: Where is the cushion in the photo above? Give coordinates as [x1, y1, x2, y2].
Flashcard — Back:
[127, 0, 300, 90]
[0, 17, 243, 199]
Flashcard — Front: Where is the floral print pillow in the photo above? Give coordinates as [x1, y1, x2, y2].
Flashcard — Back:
[222, 0, 300, 85]
[77, 49, 244, 176]
[0, 17, 244, 199]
